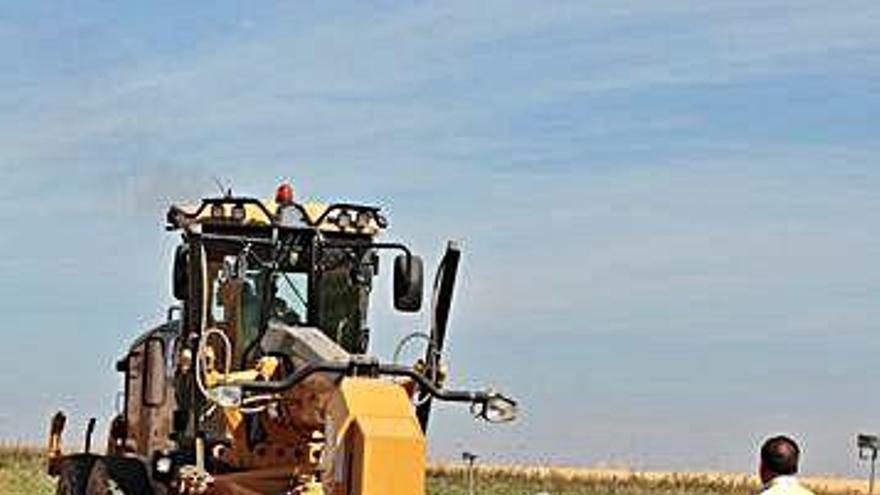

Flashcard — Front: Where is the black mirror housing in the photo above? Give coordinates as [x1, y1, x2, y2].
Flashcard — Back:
[172, 244, 189, 301]
[394, 254, 423, 312]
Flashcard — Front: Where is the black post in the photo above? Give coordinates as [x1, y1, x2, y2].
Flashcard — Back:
[416, 241, 461, 431]
[858, 434, 879, 495]
[83, 418, 96, 454]
[462, 451, 478, 495]
[870, 448, 877, 495]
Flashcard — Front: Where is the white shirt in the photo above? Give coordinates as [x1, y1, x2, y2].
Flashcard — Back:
[760, 476, 816, 495]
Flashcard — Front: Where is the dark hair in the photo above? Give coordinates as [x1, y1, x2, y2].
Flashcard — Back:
[761, 436, 800, 475]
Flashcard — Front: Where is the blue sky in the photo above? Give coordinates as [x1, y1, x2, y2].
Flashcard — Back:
[1, 1, 879, 477]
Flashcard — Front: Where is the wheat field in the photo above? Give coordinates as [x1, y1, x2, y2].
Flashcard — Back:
[0, 445, 55, 495]
[429, 465, 869, 495]
[0, 446, 868, 495]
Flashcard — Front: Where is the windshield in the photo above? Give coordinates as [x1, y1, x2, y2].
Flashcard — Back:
[208, 256, 309, 363]
[204, 244, 373, 359]
[274, 271, 308, 325]
[315, 247, 370, 353]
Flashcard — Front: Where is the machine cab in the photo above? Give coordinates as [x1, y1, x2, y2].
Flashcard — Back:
[115, 185, 424, 458]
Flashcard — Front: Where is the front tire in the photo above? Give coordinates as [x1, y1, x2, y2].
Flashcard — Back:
[85, 458, 153, 495]
[56, 454, 98, 495]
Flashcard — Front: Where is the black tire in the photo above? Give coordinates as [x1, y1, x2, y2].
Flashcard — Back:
[56, 454, 99, 495]
[85, 458, 153, 495]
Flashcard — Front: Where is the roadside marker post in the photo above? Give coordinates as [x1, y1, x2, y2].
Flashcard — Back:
[858, 434, 879, 495]
[462, 451, 478, 495]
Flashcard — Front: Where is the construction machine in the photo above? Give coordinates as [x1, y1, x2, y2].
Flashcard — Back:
[47, 183, 516, 495]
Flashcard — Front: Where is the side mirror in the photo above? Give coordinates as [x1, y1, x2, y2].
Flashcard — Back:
[394, 254, 423, 312]
[172, 244, 189, 301]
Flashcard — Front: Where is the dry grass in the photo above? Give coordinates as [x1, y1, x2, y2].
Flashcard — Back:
[429, 464, 868, 495]
[0, 446, 868, 495]
[0, 445, 54, 495]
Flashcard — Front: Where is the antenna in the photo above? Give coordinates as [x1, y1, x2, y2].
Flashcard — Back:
[212, 177, 233, 197]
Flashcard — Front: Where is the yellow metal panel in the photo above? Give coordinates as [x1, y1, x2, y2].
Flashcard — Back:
[336, 378, 418, 416]
[358, 418, 425, 495]
[325, 378, 426, 495]
[302, 202, 328, 225]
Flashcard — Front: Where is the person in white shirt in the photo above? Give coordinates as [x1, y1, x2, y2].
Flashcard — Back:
[758, 435, 815, 495]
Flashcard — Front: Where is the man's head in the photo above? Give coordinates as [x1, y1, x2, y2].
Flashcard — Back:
[759, 435, 801, 484]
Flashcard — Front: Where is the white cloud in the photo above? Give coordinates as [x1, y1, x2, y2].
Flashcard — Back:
[4, 0, 878, 173]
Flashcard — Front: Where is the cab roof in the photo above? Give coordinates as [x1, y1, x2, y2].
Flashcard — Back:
[166, 193, 388, 237]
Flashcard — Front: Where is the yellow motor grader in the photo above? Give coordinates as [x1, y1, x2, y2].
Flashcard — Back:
[47, 183, 516, 495]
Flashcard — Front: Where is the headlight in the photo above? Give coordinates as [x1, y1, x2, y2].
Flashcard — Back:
[230, 203, 245, 222]
[336, 211, 353, 230]
[355, 211, 372, 231]
[155, 456, 172, 474]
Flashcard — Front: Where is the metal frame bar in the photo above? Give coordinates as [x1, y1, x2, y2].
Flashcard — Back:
[166, 196, 385, 232]
[236, 359, 498, 405]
